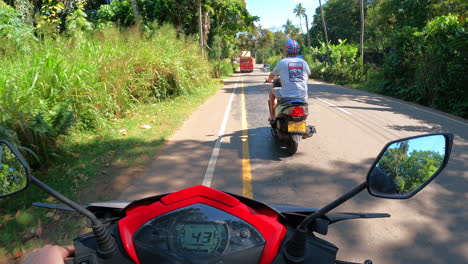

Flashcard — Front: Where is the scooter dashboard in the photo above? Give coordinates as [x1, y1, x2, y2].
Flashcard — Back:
[133, 203, 266, 264]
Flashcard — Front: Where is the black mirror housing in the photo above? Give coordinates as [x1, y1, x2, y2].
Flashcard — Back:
[0, 140, 31, 198]
[366, 133, 453, 199]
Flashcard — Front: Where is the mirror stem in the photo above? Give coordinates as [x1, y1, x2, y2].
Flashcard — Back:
[31, 176, 117, 257]
[284, 182, 367, 263]
[298, 182, 367, 230]
[32, 176, 99, 224]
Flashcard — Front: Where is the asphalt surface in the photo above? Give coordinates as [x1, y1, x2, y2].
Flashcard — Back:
[119, 65, 467, 264]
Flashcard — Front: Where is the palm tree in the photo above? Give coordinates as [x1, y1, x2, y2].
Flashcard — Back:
[294, 3, 311, 48]
[293, 3, 305, 34]
[282, 19, 296, 37]
[303, 12, 311, 48]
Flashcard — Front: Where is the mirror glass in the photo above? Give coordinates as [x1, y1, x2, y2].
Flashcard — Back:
[368, 135, 446, 197]
[0, 142, 28, 197]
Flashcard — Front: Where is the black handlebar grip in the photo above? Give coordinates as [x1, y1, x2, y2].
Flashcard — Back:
[64, 259, 75, 264]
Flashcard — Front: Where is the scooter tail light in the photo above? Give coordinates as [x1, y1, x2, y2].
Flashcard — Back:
[287, 106, 308, 117]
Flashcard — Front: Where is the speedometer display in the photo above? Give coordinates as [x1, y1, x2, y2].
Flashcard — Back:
[174, 222, 226, 253]
[133, 203, 265, 263]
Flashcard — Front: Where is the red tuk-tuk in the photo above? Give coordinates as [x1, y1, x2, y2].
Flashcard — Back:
[240, 57, 254, 73]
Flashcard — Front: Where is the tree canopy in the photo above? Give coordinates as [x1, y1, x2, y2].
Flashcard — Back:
[377, 143, 444, 193]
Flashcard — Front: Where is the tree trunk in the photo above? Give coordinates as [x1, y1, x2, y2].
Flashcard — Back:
[203, 11, 211, 47]
[304, 14, 311, 48]
[360, 0, 364, 65]
[299, 16, 303, 34]
[198, 0, 204, 57]
[318, 0, 330, 55]
[217, 13, 221, 77]
[130, 0, 141, 24]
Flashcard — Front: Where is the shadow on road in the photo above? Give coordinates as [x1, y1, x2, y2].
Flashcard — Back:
[38, 119, 465, 264]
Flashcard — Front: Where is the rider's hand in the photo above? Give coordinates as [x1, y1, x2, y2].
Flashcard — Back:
[23, 244, 74, 264]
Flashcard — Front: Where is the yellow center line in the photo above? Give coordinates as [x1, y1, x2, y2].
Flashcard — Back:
[241, 76, 253, 198]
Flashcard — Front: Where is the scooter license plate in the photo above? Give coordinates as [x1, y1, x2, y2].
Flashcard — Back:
[288, 122, 306, 133]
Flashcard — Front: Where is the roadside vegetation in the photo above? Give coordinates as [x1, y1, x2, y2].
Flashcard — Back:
[0, 0, 255, 261]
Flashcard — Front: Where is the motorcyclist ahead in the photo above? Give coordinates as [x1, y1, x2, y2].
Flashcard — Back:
[266, 39, 311, 122]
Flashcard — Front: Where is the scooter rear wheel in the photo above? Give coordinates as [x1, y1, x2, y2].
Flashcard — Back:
[287, 134, 301, 154]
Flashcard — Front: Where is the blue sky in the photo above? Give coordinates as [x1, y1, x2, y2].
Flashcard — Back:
[246, 0, 320, 32]
[387, 135, 446, 155]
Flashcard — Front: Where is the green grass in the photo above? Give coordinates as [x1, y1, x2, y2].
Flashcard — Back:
[0, 79, 222, 261]
[0, 22, 226, 261]
[0, 24, 215, 165]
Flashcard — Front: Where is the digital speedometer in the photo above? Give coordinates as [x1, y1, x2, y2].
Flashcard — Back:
[173, 222, 228, 254]
[133, 203, 265, 263]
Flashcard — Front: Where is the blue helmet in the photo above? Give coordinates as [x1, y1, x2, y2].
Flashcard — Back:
[284, 39, 300, 54]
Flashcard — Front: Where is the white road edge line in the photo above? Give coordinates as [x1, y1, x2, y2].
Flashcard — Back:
[315, 97, 352, 115]
[202, 74, 241, 187]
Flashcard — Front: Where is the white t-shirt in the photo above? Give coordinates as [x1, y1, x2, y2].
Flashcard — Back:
[272, 57, 311, 99]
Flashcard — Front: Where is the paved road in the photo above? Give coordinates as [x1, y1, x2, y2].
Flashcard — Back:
[119, 65, 467, 264]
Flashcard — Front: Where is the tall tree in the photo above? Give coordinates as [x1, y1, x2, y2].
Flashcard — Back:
[208, 0, 257, 75]
[318, 0, 330, 54]
[360, 0, 364, 64]
[294, 3, 305, 34]
[282, 19, 295, 35]
[282, 19, 300, 40]
[294, 2, 311, 48]
[256, 27, 274, 62]
[303, 10, 311, 48]
[312, 0, 361, 45]
[198, 0, 204, 56]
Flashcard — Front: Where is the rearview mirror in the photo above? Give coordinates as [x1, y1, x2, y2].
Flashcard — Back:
[0, 140, 31, 198]
[367, 133, 453, 199]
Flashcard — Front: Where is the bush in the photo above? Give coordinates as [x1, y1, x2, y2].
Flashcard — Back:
[382, 15, 468, 118]
[306, 40, 367, 84]
[382, 26, 421, 98]
[415, 15, 467, 117]
[96, 0, 134, 26]
[0, 23, 215, 165]
[211, 59, 234, 77]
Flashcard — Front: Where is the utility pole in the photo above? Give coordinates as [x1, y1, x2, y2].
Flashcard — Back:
[198, 0, 204, 57]
[360, 0, 364, 65]
[318, 0, 330, 55]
